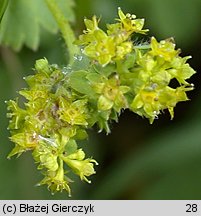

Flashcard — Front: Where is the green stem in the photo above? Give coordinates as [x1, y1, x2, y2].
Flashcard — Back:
[134, 44, 151, 50]
[45, 0, 79, 64]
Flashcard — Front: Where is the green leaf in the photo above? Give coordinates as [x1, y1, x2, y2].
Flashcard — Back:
[68, 70, 96, 97]
[94, 64, 116, 78]
[0, 0, 9, 22]
[0, 0, 75, 51]
[65, 139, 77, 155]
[71, 54, 90, 71]
[74, 129, 88, 140]
[86, 73, 102, 83]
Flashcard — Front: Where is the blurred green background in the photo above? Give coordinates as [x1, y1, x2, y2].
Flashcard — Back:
[0, 0, 201, 199]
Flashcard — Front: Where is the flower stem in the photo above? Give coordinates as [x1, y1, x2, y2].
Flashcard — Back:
[45, 0, 79, 64]
[134, 44, 151, 50]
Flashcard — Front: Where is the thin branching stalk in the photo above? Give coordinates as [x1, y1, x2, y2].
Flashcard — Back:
[45, 0, 79, 64]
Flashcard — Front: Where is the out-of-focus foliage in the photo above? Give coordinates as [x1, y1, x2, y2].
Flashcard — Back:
[0, 0, 201, 199]
[0, 0, 75, 51]
[0, 0, 8, 22]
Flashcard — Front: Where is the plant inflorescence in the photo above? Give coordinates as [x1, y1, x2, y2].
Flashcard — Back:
[6, 8, 195, 196]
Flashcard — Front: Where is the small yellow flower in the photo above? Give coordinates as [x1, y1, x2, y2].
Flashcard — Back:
[116, 41, 133, 59]
[84, 31, 116, 66]
[57, 97, 88, 126]
[6, 100, 26, 130]
[38, 160, 71, 195]
[117, 7, 148, 35]
[130, 85, 190, 123]
[93, 75, 130, 112]
[62, 149, 98, 183]
[83, 16, 99, 33]
[149, 37, 179, 61]
[75, 8, 148, 66]
[8, 132, 38, 158]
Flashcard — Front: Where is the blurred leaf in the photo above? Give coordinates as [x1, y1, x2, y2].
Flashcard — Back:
[0, 0, 75, 51]
[90, 116, 201, 199]
[0, 0, 8, 22]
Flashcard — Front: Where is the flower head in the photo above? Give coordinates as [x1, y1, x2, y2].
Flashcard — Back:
[38, 160, 71, 196]
[129, 37, 195, 123]
[6, 8, 195, 197]
[57, 97, 88, 126]
[62, 149, 98, 183]
[149, 37, 179, 61]
[93, 74, 130, 112]
[75, 8, 148, 66]
[117, 7, 148, 35]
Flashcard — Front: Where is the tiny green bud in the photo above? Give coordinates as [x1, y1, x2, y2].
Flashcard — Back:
[98, 95, 113, 110]
[66, 149, 85, 160]
[35, 58, 51, 74]
[64, 157, 98, 183]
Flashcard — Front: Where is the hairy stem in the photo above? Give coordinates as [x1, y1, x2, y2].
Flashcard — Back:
[45, 0, 79, 64]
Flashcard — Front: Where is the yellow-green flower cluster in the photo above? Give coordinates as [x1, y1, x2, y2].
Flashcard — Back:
[7, 58, 97, 195]
[7, 8, 195, 196]
[76, 8, 148, 66]
[129, 37, 195, 123]
[92, 74, 130, 112]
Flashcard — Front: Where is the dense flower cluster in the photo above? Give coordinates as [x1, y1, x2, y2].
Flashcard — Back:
[7, 59, 98, 195]
[7, 8, 195, 195]
[75, 7, 148, 66]
[129, 37, 195, 123]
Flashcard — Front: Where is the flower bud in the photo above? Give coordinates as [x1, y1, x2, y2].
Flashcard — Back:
[63, 150, 98, 183]
[35, 58, 51, 74]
